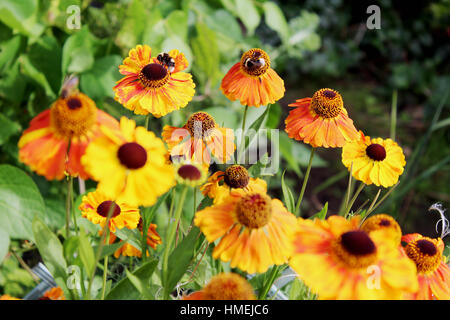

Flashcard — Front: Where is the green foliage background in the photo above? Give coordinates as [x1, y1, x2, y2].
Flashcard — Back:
[0, 0, 448, 298]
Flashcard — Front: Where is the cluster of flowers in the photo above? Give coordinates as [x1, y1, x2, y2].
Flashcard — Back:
[11, 44, 449, 300]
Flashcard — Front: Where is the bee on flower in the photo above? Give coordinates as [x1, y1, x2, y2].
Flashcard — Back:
[113, 45, 195, 118]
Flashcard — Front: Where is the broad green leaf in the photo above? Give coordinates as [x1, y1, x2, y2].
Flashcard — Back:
[42, 198, 66, 230]
[116, 0, 147, 49]
[263, 2, 289, 42]
[166, 10, 188, 41]
[115, 227, 142, 250]
[126, 268, 154, 299]
[28, 36, 62, 95]
[21, 54, 56, 98]
[235, 0, 260, 35]
[106, 258, 158, 300]
[62, 26, 96, 74]
[265, 103, 282, 129]
[78, 228, 95, 278]
[281, 171, 295, 213]
[0, 165, 46, 240]
[164, 227, 202, 297]
[80, 55, 122, 99]
[0, 227, 9, 264]
[191, 23, 220, 85]
[94, 242, 125, 260]
[244, 105, 271, 150]
[205, 9, 243, 42]
[0, 35, 22, 72]
[0, 113, 21, 145]
[0, 0, 44, 37]
[0, 59, 25, 103]
[32, 217, 67, 281]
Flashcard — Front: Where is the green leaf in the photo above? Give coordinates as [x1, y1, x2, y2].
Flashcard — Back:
[310, 202, 328, 220]
[191, 23, 220, 85]
[205, 9, 243, 42]
[80, 55, 122, 100]
[235, 0, 260, 35]
[244, 105, 271, 150]
[125, 268, 154, 299]
[0, 227, 9, 264]
[0, 0, 44, 37]
[78, 229, 95, 278]
[263, 2, 289, 42]
[115, 227, 142, 251]
[164, 227, 202, 297]
[0, 113, 21, 145]
[32, 217, 67, 281]
[106, 258, 158, 300]
[115, 0, 148, 49]
[0, 165, 46, 240]
[27, 36, 62, 95]
[21, 54, 56, 98]
[281, 171, 295, 213]
[166, 10, 188, 41]
[62, 26, 96, 74]
[0, 35, 22, 72]
[0, 59, 25, 102]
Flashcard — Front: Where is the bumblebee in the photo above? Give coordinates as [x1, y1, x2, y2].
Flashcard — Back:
[157, 52, 175, 73]
[243, 50, 266, 70]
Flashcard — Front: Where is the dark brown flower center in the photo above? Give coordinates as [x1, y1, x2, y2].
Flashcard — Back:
[186, 112, 216, 137]
[117, 142, 148, 169]
[67, 97, 82, 110]
[177, 164, 202, 181]
[139, 63, 169, 88]
[416, 239, 437, 256]
[97, 201, 121, 218]
[379, 219, 391, 226]
[311, 88, 343, 119]
[340, 231, 376, 256]
[322, 90, 336, 98]
[224, 165, 249, 189]
[366, 144, 386, 161]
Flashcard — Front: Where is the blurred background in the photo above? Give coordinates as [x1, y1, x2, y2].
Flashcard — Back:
[0, 0, 448, 296]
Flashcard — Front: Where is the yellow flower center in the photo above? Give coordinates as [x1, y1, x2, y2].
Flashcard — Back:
[117, 142, 148, 169]
[236, 193, 272, 229]
[186, 112, 216, 137]
[366, 143, 386, 161]
[202, 273, 255, 300]
[332, 230, 378, 268]
[240, 48, 270, 77]
[310, 88, 343, 119]
[224, 165, 250, 189]
[405, 237, 441, 274]
[97, 201, 121, 218]
[361, 214, 402, 244]
[139, 63, 170, 88]
[50, 94, 96, 139]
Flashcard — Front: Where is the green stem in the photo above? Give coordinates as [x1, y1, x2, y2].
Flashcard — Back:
[65, 176, 73, 238]
[366, 183, 399, 216]
[162, 185, 189, 299]
[390, 90, 398, 141]
[100, 229, 110, 300]
[295, 148, 315, 216]
[342, 162, 354, 215]
[344, 182, 365, 218]
[145, 114, 151, 130]
[259, 265, 280, 300]
[238, 105, 249, 164]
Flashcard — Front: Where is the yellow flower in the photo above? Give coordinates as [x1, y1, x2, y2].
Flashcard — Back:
[360, 214, 402, 246]
[113, 45, 195, 117]
[342, 131, 406, 187]
[200, 165, 267, 204]
[195, 190, 297, 274]
[290, 215, 418, 299]
[183, 273, 256, 300]
[79, 189, 140, 232]
[174, 162, 208, 187]
[82, 117, 175, 207]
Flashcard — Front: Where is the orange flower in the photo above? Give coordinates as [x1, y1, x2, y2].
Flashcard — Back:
[113, 45, 195, 118]
[220, 48, 285, 107]
[113, 221, 162, 258]
[200, 165, 267, 204]
[402, 233, 450, 300]
[285, 88, 359, 148]
[183, 273, 256, 300]
[162, 112, 235, 166]
[18, 91, 118, 180]
[39, 287, 65, 300]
